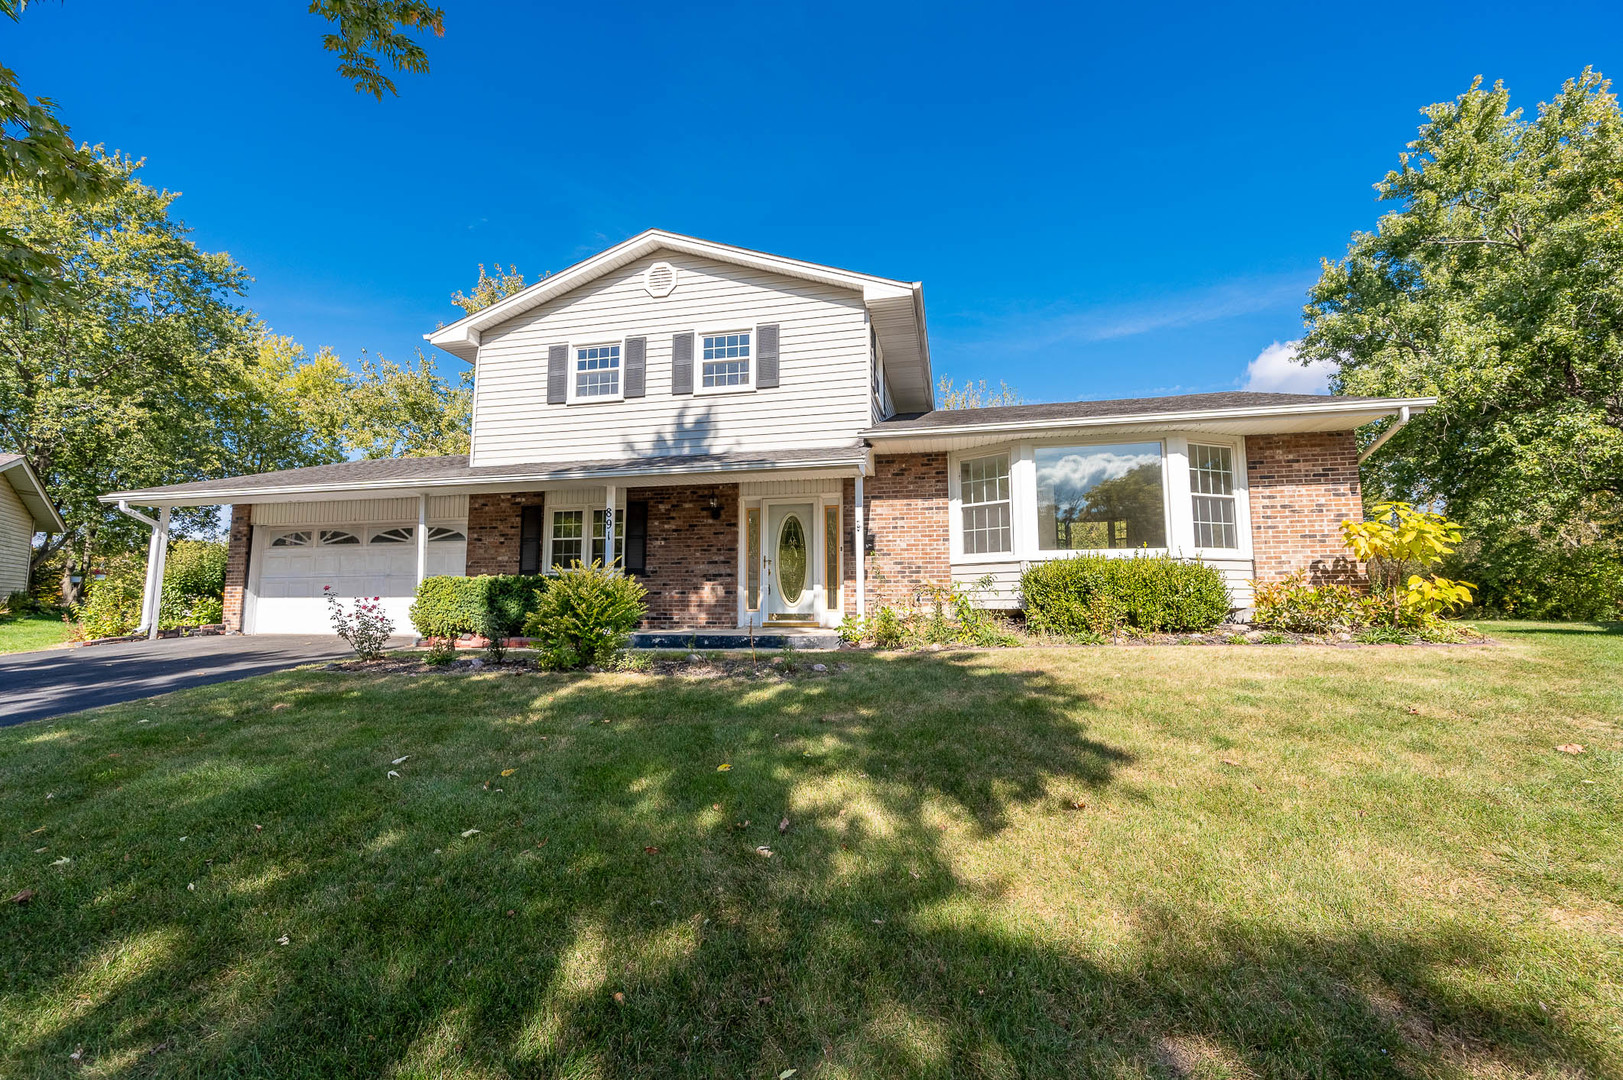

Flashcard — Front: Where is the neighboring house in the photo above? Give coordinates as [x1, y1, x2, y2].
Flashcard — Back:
[0, 454, 66, 599]
[99, 231, 1433, 635]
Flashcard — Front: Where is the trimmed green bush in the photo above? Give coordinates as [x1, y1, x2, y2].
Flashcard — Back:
[521, 562, 646, 669]
[1020, 554, 1231, 635]
[408, 575, 545, 641]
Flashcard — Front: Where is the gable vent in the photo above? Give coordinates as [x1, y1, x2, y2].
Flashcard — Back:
[643, 261, 678, 297]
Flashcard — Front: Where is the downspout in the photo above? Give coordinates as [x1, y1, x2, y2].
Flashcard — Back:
[117, 500, 170, 639]
[1358, 406, 1413, 464]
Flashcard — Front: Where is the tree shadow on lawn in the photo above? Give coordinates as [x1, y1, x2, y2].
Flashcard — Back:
[1, 653, 1609, 1078]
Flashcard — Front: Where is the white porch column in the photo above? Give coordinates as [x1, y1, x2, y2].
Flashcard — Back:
[416, 494, 429, 589]
[854, 471, 866, 616]
[603, 484, 618, 568]
[145, 507, 171, 641]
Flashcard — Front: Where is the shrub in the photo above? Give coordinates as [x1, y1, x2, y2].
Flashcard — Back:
[1342, 502, 1474, 621]
[76, 554, 146, 639]
[159, 592, 224, 629]
[409, 575, 544, 643]
[870, 606, 905, 648]
[521, 561, 645, 669]
[1251, 572, 1369, 634]
[163, 540, 227, 599]
[1021, 554, 1231, 635]
[325, 589, 394, 660]
[837, 613, 867, 645]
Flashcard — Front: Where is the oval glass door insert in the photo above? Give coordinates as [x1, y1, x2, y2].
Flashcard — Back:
[777, 514, 807, 604]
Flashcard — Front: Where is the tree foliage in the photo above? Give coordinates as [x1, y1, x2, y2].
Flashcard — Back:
[936, 376, 1022, 410]
[449, 262, 530, 315]
[1300, 69, 1623, 617]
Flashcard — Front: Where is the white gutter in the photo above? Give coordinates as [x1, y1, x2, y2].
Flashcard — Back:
[98, 453, 870, 507]
[117, 499, 170, 639]
[859, 397, 1439, 440]
[1357, 405, 1415, 463]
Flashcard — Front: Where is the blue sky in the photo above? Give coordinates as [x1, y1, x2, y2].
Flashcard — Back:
[11, 1, 1620, 403]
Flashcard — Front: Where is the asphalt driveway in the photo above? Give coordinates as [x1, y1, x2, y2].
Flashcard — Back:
[0, 635, 375, 727]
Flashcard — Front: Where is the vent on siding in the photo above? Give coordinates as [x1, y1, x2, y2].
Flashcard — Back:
[643, 261, 678, 298]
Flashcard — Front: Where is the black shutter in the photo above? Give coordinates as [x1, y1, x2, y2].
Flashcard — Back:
[546, 344, 568, 404]
[671, 332, 693, 395]
[624, 336, 646, 398]
[756, 323, 779, 388]
[624, 500, 648, 575]
[519, 504, 544, 575]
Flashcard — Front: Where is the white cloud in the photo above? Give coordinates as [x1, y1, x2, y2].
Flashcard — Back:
[1036, 447, 1161, 495]
[1243, 340, 1335, 394]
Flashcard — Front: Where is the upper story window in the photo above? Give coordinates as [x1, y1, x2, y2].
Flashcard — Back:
[959, 454, 1013, 555]
[1188, 443, 1238, 549]
[701, 332, 750, 389]
[575, 344, 620, 398]
[1035, 442, 1166, 550]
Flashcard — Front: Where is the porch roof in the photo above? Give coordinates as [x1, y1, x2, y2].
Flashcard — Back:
[99, 446, 870, 508]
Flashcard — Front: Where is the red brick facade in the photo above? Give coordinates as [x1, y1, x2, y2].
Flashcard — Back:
[1246, 431, 1365, 585]
[627, 484, 738, 628]
[858, 452, 952, 609]
[465, 492, 547, 576]
[222, 503, 252, 632]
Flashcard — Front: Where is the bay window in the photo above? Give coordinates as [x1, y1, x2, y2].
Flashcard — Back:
[1035, 442, 1166, 550]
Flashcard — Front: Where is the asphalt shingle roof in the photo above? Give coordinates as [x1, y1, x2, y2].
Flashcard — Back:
[868, 392, 1404, 432]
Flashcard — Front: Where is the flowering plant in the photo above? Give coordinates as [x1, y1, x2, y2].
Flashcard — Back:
[325, 587, 394, 660]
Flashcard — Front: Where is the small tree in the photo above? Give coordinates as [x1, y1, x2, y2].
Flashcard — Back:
[1341, 503, 1474, 621]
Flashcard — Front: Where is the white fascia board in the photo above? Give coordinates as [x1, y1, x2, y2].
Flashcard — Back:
[860, 398, 1437, 441]
[425, 229, 916, 348]
[1, 457, 67, 532]
[98, 455, 870, 508]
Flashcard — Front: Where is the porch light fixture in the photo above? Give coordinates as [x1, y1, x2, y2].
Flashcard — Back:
[707, 495, 722, 520]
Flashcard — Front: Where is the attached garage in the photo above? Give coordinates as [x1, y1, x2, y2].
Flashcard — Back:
[244, 496, 468, 635]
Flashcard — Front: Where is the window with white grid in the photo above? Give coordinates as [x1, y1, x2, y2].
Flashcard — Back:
[574, 344, 620, 398]
[959, 454, 1012, 555]
[701, 332, 750, 387]
[1189, 443, 1238, 549]
[550, 510, 584, 568]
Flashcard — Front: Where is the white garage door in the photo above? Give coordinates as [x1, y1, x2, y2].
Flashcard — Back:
[249, 525, 467, 635]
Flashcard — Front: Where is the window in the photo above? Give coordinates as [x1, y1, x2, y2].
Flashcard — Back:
[574, 344, 620, 398]
[370, 527, 413, 544]
[550, 510, 583, 568]
[745, 508, 761, 610]
[428, 527, 466, 543]
[270, 531, 311, 548]
[1189, 443, 1238, 549]
[590, 509, 625, 566]
[1035, 442, 1166, 550]
[959, 454, 1013, 555]
[318, 529, 361, 546]
[824, 505, 840, 608]
[701, 332, 750, 388]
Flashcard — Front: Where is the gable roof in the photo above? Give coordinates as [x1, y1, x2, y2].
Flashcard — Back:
[0, 454, 67, 533]
[426, 229, 935, 412]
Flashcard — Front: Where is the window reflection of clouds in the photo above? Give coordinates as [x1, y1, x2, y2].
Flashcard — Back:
[1035, 445, 1161, 496]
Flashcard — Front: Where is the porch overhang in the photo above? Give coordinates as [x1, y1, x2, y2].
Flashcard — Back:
[97, 446, 873, 509]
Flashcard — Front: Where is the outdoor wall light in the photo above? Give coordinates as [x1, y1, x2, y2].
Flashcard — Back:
[708, 495, 722, 520]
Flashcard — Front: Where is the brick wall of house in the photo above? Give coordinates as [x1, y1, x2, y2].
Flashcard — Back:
[628, 484, 738, 628]
[858, 452, 952, 609]
[222, 503, 252, 632]
[465, 492, 547, 576]
[1246, 431, 1365, 585]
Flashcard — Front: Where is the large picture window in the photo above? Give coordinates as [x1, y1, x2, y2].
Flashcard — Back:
[1035, 442, 1166, 550]
[1188, 443, 1238, 549]
[959, 454, 1012, 555]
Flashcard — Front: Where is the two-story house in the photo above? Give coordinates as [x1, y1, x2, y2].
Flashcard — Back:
[100, 230, 1433, 638]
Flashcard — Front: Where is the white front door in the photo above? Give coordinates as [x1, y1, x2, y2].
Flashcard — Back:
[763, 502, 816, 621]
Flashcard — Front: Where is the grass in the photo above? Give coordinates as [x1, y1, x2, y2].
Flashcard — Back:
[0, 610, 70, 654]
[1, 622, 1619, 1078]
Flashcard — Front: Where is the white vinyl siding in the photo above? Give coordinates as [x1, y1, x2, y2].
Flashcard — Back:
[0, 476, 33, 597]
[470, 253, 871, 465]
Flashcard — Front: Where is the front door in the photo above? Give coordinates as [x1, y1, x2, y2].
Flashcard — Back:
[764, 502, 817, 621]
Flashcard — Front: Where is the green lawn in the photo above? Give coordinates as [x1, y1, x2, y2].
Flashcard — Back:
[0, 611, 70, 654]
[1, 624, 1619, 1078]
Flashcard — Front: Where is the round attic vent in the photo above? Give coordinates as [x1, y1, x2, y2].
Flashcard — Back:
[643, 261, 678, 298]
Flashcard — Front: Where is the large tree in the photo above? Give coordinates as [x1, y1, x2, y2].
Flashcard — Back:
[1300, 69, 1623, 615]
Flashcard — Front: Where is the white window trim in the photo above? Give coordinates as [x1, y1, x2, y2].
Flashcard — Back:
[1165, 434, 1252, 559]
[565, 340, 625, 405]
[695, 328, 755, 395]
[544, 498, 627, 569]
[1023, 436, 1174, 559]
[947, 449, 1016, 564]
